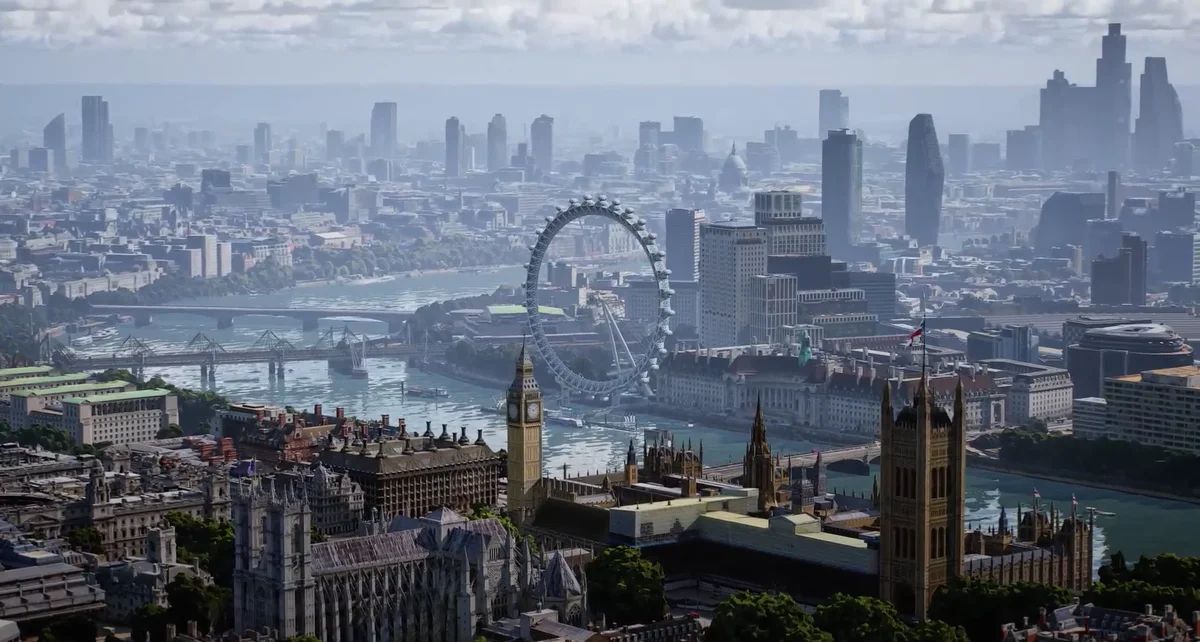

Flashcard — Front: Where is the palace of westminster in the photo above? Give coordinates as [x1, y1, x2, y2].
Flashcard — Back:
[219, 345, 1096, 639]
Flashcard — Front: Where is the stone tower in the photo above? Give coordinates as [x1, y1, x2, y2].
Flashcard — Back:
[742, 398, 780, 513]
[232, 478, 316, 638]
[506, 343, 542, 525]
[879, 377, 966, 619]
[624, 439, 638, 485]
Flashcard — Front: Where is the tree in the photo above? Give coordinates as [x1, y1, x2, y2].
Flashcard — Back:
[906, 620, 971, 642]
[707, 591, 831, 642]
[586, 546, 667, 627]
[928, 578, 1071, 642]
[65, 526, 105, 555]
[156, 423, 183, 439]
[131, 603, 169, 642]
[166, 575, 230, 634]
[165, 512, 235, 587]
[813, 594, 909, 642]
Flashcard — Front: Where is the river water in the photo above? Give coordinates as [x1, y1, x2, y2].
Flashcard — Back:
[72, 265, 1200, 564]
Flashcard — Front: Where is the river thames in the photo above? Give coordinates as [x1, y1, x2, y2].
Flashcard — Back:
[72, 265, 1200, 565]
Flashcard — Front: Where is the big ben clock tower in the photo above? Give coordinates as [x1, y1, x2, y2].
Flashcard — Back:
[506, 343, 542, 525]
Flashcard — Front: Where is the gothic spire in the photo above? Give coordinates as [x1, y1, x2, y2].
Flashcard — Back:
[998, 505, 1009, 535]
[626, 438, 637, 466]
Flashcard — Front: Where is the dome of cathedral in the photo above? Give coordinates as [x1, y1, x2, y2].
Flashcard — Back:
[718, 143, 749, 193]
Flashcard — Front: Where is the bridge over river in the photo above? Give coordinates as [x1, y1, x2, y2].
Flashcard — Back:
[90, 304, 415, 332]
[703, 442, 881, 482]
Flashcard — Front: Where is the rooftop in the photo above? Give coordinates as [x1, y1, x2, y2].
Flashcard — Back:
[0, 373, 90, 389]
[486, 304, 565, 317]
[9, 381, 132, 398]
[61, 388, 172, 405]
[0, 366, 55, 379]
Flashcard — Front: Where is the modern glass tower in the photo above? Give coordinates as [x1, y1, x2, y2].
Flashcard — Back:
[904, 114, 945, 248]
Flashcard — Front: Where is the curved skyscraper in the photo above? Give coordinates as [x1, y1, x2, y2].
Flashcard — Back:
[904, 114, 945, 248]
[1133, 57, 1183, 173]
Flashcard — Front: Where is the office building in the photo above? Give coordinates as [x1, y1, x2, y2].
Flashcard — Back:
[966, 325, 1039, 363]
[1066, 323, 1192, 398]
[1090, 233, 1146, 305]
[947, 133, 971, 176]
[445, 116, 465, 178]
[1034, 192, 1106, 253]
[486, 113, 507, 171]
[1101, 366, 1200, 454]
[1158, 188, 1196, 230]
[530, 114, 553, 175]
[879, 379, 966, 619]
[43, 113, 66, 174]
[636, 120, 661, 174]
[665, 208, 705, 281]
[1152, 231, 1200, 284]
[81, 96, 112, 163]
[754, 191, 825, 256]
[1038, 24, 1131, 170]
[186, 234, 218, 279]
[325, 129, 344, 161]
[62, 389, 179, 446]
[27, 148, 50, 173]
[818, 89, 850, 138]
[904, 114, 945, 247]
[673, 116, 704, 153]
[1107, 170, 1121, 220]
[979, 360, 1073, 425]
[822, 129, 862, 258]
[1133, 57, 1183, 173]
[1095, 23, 1133, 169]
[972, 143, 1002, 170]
[747, 274, 798, 345]
[253, 122, 271, 164]
[1005, 126, 1041, 170]
[369, 101, 397, 158]
[830, 269, 897, 320]
[699, 222, 767, 347]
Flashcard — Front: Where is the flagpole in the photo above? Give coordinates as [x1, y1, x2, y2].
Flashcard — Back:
[921, 312, 927, 380]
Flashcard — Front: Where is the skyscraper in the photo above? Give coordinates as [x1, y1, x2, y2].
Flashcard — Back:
[818, 89, 850, 138]
[665, 208, 706, 281]
[1133, 57, 1183, 173]
[673, 116, 704, 153]
[530, 114, 553, 176]
[904, 114, 945, 247]
[486, 113, 507, 171]
[325, 129, 344, 161]
[81, 96, 112, 163]
[754, 190, 825, 256]
[947, 134, 971, 176]
[369, 102, 397, 158]
[444, 117, 465, 178]
[635, 121, 661, 174]
[879, 379, 966, 619]
[699, 222, 767, 347]
[1096, 23, 1132, 169]
[822, 128, 862, 258]
[1005, 126, 1041, 170]
[253, 122, 272, 164]
[43, 113, 66, 174]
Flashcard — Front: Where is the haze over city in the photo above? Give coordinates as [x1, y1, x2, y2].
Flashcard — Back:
[1, 3, 1200, 642]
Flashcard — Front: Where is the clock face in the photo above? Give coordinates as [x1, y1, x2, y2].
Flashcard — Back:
[508, 402, 520, 420]
[526, 402, 541, 420]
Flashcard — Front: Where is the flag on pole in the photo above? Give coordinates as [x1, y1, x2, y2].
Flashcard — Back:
[907, 320, 926, 346]
[1033, 488, 1040, 499]
[1072, 494, 1078, 508]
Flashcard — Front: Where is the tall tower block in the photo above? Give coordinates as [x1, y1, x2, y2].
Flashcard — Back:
[506, 344, 543, 524]
[879, 378, 967, 619]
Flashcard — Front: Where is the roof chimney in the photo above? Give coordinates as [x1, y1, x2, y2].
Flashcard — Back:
[336, 406, 345, 420]
[314, 403, 322, 419]
[381, 414, 389, 427]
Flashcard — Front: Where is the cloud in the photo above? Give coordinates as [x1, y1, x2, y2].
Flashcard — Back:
[0, 0, 1195, 53]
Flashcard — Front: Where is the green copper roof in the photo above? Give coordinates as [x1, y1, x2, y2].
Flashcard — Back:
[61, 388, 173, 405]
[9, 382, 132, 398]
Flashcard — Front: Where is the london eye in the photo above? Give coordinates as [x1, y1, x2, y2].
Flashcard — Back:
[524, 196, 673, 397]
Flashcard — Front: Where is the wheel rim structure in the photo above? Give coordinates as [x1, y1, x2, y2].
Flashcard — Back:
[525, 196, 674, 396]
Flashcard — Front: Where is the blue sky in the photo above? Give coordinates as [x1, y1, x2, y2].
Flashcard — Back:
[1, 0, 1197, 85]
